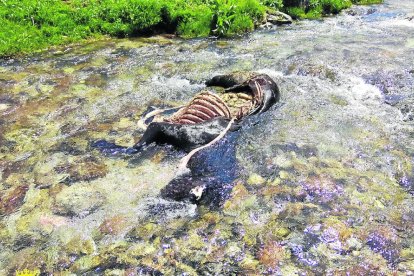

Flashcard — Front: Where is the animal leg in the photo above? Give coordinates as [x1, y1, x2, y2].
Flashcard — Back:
[132, 122, 164, 151]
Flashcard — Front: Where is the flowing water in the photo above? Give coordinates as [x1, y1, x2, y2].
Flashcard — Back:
[1, 0, 414, 274]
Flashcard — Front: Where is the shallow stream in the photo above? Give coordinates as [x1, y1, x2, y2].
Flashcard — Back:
[1, 0, 414, 274]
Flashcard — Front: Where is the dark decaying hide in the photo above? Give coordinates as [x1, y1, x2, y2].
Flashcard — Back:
[92, 72, 280, 207]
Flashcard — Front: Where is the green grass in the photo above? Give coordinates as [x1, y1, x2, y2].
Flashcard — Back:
[352, 0, 383, 4]
[0, 0, 383, 57]
[284, 0, 354, 19]
[283, 0, 383, 19]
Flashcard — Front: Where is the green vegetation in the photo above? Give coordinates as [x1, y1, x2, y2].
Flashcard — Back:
[284, 0, 383, 20]
[352, 0, 383, 4]
[0, 0, 383, 57]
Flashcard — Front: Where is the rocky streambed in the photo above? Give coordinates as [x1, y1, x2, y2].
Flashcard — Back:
[1, 0, 414, 274]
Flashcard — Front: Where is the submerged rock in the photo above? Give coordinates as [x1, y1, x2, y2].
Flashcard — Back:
[56, 156, 108, 184]
[139, 198, 197, 221]
[301, 175, 344, 204]
[365, 226, 401, 265]
[98, 215, 128, 236]
[258, 241, 289, 270]
[53, 184, 106, 217]
[0, 184, 29, 216]
[265, 11, 293, 26]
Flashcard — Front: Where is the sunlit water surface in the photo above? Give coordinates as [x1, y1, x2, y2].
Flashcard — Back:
[1, 0, 414, 274]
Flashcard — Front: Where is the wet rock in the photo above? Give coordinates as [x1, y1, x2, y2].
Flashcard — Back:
[384, 94, 406, 106]
[51, 139, 86, 156]
[365, 226, 401, 265]
[84, 73, 108, 87]
[398, 171, 414, 192]
[12, 233, 35, 251]
[363, 70, 398, 94]
[140, 198, 197, 222]
[288, 232, 325, 272]
[401, 103, 414, 122]
[126, 222, 162, 242]
[99, 215, 128, 236]
[329, 94, 349, 106]
[401, 207, 414, 233]
[278, 203, 319, 229]
[134, 266, 164, 276]
[161, 171, 233, 206]
[265, 11, 293, 26]
[90, 241, 145, 272]
[247, 173, 266, 186]
[345, 237, 363, 251]
[7, 247, 47, 274]
[258, 241, 289, 270]
[65, 236, 96, 256]
[0, 221, 11, 246]
[54, 54, 92, 68]
[223, 183, 258, 216]
[239, 254, 260, 274]
[38, 214, 68, 233]
[55, 157, 108, 184]
[401, 247, 414, 261]
[296, 64, 338, 82]
[0, 184, 29, 216]
[398, 261, 414, 274]
[13, 212, 64, 249]
[53, 184, 106, 217]
[340, 254, 391, 275]
[205, 71, 257, 87]
[346, 7, 377, 16]
[33, 153, 68, 188]
[71, 255, 102, 274]
[301, 175, 343, 204]
[0, 159, 28, 181]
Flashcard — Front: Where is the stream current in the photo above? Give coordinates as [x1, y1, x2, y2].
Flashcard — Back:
[0, 0, 414, 274]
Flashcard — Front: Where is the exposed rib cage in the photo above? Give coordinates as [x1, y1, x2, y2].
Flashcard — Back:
[165, 78, 267, 125]
[165, 91, 232, 124]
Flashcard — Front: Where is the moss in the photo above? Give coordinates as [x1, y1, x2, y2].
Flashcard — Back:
[258, 241, 289, 269]
[401, 247, 414, 260]
[223, 182, 258, 216]
[247, 173, 266, 185]
[330, 95, 349, 106]
[65, 236, 96, 256]
[240, 254, 260, 272]
[187, 230, 206, 250]
[323, 217, 353, 242]
[126, 222, 162, 241]
[71, 255, 101, 274]
[7, 247, 48, 273]
[127, 242, 158, 258]
[98, 215, 128, 236]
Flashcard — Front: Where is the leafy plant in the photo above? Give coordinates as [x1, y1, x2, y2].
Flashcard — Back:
[211, 0, 265, 37]
[0, 0, 383, 57]
[260, 0, 284, 10]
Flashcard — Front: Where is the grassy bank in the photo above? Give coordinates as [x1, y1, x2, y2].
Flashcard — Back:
[0, 0, 383, 57]
[285, 0, 384, 19]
